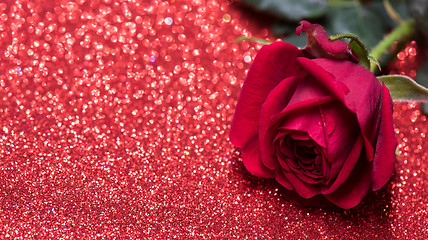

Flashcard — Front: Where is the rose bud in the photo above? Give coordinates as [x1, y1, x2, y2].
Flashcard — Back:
[229, 21, 397, 209]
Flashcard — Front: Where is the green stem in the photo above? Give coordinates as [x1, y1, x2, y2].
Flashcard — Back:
[370, 19, 415, 73]
[383, 0, 403, 24]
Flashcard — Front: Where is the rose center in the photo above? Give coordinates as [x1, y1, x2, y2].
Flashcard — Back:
[295, 145, 317, 159]
[275, 133, 325, 183]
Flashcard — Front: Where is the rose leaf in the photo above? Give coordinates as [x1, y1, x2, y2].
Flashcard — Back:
[240, 0, 328, 21]
[407, 0, 428, 38]
[325, 4, 388, 50]
[377, 75, 428, 102]
[415, 56, 428, 114]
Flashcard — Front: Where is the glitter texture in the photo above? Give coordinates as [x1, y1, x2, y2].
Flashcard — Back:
[0, 0, 427, 239]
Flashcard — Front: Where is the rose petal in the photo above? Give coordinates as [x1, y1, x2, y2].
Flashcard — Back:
[281, 190, 333, 208]
[362, 135, 375, 162]
[262, 95, 334, 173]
[309, 58, 382, 133]
[319, 104, 336, 136]
[274, 130, 309, 142]
[278, 107, 327, 148]
[263, 96, 334, 156]
[324, 153, 371, 209]
[288, 131, 310, 141]
[296, 57, 348, 102]
[276, 154, 321, 196]
[241, 137, 275, 178]
[275, 132, 299, 159]
[229, 42, 303, 148]
[322, 135, 363, 194]
[296, 20, 358, 62]
[277, 147, 294, 172]
[286, 73, 333, 106]
[277, 139, 324, 184]
[275, 168, 294, 190]
[281, 168, 320, 199]
[270, 73, 337, 143]
[309, 58, 384, 161]
[278, 162, 320, 196]
[259, 76, 301, 169]
[319, 101, 360, 167]
[272, 95, 334, 125]
[371, 84, 397, 191]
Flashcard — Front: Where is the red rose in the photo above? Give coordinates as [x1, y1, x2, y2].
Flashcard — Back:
[229, 21, 397, 209]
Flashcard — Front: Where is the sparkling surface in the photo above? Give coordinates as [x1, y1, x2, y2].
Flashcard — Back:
[0, 0, 427, 239]
[164, 17, 173, 26]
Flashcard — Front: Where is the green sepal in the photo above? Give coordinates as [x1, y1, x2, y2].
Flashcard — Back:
[368, 56, 381, 72]
[377, 75, 428, 102]
[233, 36, 273, 45]
[329, 33, 371, 70]
[349, 39, 370, 70]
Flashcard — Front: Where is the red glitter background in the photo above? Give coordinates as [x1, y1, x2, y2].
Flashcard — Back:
[0, 0, 427, 239]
